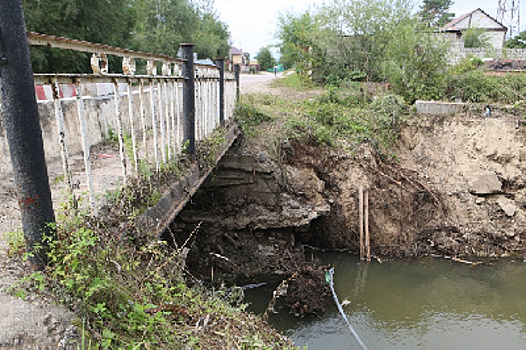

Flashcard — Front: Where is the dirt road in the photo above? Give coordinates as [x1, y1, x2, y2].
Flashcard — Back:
[239, 71, 283, 95]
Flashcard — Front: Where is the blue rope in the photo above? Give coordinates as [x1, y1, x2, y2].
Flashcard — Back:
[327, 267, 368, 350]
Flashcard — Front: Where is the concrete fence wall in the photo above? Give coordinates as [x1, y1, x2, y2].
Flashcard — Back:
[448, 38, 526, 64]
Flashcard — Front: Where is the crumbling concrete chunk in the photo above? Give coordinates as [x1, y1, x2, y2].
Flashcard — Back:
[496, 196, 518, 217]
[469, 173, 502, 195]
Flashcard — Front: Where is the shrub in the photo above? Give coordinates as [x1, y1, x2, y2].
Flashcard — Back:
[235, 97, 274, 136]
[284, 86, 407, 155]
[447, 70, 526, 103]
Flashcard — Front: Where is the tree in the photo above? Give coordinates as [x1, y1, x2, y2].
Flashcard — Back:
[23, 0, 137, 72]
[255, 47, 275, 71]
[276, 11, 322, 73]
[276, 0, 450, 99]
[132, 0, 230, 60]
[463, 27, 489, 48]
[505, 31, 526, 48]
[22, 0, 230, 72]
[419, 0, 455, 28]
[132, 0, 203, 58]
[318, 0, 415, 81]
[383, 23, 450, 102]
[193, 11, 230, 60]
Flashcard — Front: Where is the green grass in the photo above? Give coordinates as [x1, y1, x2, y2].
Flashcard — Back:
[236, 82, 408, 158]
[272, 72, 315, 91]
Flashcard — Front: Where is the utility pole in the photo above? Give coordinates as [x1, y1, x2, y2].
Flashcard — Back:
[497, 0, 521, 38]
[0, 0, 55, 270]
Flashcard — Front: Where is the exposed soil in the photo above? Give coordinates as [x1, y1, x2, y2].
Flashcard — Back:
[397, 110, 526, 258]
[170, 81, 526, 318]
[1, 71, 525, 346]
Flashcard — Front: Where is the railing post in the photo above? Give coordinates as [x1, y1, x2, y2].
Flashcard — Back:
[181, 43, 196, 156]
[234, 63, 241, 101]
[0, 0, 55, 270]
[215, 58, 225, 125]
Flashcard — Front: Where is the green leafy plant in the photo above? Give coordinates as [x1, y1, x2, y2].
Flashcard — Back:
[235, 97, 274, 137]
[197, 127, 226, 171]
[447, 69, 526, 103]
[8, 201, 292, 348]
[280, 85, 406, 156]
[4, 230, 26, 257]
[463, 27, 489, 48]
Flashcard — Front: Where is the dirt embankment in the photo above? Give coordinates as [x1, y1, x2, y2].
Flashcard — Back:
[290, 108, 526, 259]
[171, 103, 526, 287]
[397, 110, 526, 258]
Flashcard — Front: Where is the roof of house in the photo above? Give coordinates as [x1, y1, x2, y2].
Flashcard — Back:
[229, 47, 243, 55]
[441, 8, 507, 32]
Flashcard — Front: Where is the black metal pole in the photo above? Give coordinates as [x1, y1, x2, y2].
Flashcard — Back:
[181, 43, 195, 157]
[0, 0, 55, 270]
[234, 63, 241, 101]
[215, 58, 225, 125]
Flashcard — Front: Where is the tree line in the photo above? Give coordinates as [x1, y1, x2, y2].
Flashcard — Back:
[272, 0, 526, 103]
[22, 0, 230, 73]
[272, 0, 456, 102]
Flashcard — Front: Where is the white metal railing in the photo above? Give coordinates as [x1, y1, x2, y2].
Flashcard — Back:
[6, 32, 239, 210]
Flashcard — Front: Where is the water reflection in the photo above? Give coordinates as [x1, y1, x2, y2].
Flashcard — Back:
[246, 252, 526, 349]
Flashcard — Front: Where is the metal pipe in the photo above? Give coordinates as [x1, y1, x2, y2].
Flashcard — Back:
[113, 80, 127, 182]
[197, 80, 202, 141]
[127, 80, 138, 173]
[74, 80, 96, 209]
[158, 80, 166, 163]
[0, 0, 55, 270]
[216, 58, 225, 125]
[149, 79, 159, 171]
[52, 78, 73, 193]
[206, 78, 211, 134]
[138, 79, 148, 161]
[176, 82, 182, 153]
[27, 31, 179, 64]
[33, 73, 185, 85]
[181, 44, 196, 156]
[164, 80, 172, 160]
[234, 64, 241, 101]
[169, 81, 176, 156]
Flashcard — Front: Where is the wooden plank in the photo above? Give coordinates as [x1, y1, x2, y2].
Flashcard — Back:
[359, 186, 364, 261]
[365, 189, 371, 262]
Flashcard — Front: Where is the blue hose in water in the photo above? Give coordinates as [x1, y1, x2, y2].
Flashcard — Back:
[327, 267, 368, 350]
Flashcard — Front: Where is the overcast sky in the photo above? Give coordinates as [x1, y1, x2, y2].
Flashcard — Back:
[212, 0, 524, 57]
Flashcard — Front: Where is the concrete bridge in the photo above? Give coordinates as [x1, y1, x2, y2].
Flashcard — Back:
[0, 31, 240, 246]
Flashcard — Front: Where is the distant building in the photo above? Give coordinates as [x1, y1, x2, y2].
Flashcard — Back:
[441, 8, 507, 50]
[227, 47, 246, 71]
[227, 47, 257, 72]
[248, 59, 260, 73]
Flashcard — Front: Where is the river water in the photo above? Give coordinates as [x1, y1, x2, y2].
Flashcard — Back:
[245, 252, 526, 350]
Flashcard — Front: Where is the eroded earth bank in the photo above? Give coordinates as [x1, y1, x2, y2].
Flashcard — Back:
[169, 103, 526, 289]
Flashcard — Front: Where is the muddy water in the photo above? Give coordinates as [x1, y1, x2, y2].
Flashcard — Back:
[245, 253, 526, 350]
